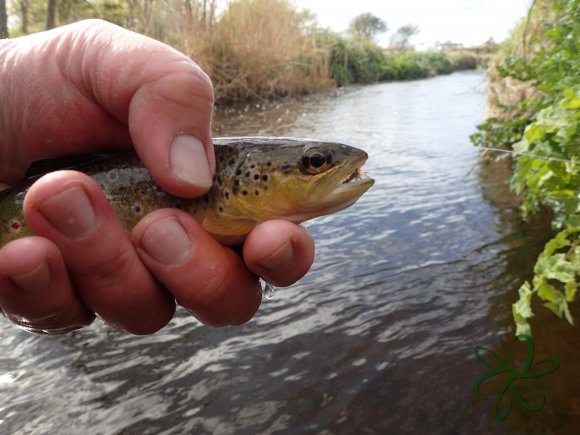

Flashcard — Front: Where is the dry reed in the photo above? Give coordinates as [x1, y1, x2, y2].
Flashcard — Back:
[177, 0, 332, 102]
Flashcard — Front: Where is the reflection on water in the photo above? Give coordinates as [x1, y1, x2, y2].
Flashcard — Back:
[2, 72, 579, 433]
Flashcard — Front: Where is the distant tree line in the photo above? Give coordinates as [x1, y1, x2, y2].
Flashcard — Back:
[0, 1, 482, 101]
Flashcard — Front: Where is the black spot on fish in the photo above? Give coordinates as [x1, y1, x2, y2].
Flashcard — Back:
[266, 161, 272, 167]
[253, 174, 260, 180]
[236, 169, 242, 176]
[245, 171, 251, 178]
[250, 164, 256, 169]
[225, 191, 230, 200]
[219, 206, 224, 213]
[217, 176, 223, 185]
[242, 190, 248, 196]
[261, 175, 269, 182]
[254, 190, 259, 196]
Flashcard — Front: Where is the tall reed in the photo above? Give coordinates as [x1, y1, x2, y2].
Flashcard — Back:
[179, 0, 332, 102]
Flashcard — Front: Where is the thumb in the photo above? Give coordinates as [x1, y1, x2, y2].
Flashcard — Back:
[127, 55, 216, 198]
[2, 20, 215, 197]
[87, 20, 216, 198]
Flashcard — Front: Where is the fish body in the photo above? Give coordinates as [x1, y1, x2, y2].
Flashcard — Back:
[0, 137, 374, 246]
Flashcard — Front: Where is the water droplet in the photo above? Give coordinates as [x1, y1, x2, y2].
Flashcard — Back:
[261, 280, 276, 299]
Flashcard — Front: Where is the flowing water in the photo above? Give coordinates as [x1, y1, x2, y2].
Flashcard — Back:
[2, 71, 579, 434]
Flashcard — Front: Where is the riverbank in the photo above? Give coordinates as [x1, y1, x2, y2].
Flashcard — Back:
[180, 1, 485, 102]
[472, 0, 579, 334]
[7, 0, 486, 103]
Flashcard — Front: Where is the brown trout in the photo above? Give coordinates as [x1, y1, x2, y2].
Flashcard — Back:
[0, 137, 374, 246]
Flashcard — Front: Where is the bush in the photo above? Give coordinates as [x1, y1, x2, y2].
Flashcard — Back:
[472, 0, 580, 335]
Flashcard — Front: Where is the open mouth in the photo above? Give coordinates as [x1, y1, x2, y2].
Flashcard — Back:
[340, 166, 373, 186]
[342, 168, 364, 184]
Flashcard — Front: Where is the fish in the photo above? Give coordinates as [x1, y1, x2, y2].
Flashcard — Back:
[0, 137, 374, 247]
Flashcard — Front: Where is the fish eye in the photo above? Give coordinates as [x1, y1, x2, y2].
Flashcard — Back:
[301, 149, 333, 174]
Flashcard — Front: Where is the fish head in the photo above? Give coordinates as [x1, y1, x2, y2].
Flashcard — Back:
[225, 138, 374, 224]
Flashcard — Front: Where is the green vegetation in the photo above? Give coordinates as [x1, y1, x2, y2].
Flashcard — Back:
[3, 0, 482, 101]
[471, 0, 579, 335]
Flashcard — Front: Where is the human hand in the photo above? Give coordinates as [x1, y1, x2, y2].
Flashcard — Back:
[0, 20, 315, 334]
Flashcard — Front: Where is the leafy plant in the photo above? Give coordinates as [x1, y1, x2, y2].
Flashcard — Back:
[513, 228, 579, 335]
[473, 0, 580, 333]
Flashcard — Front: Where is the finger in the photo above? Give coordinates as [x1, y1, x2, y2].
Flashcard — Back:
[23, 170, 176, 334]
[243, 220, 315, 287]
[128, 69, 215, 198]
[3, 20, 214, 197]
[76, 20, 216, 196]
[132, 209, 262, 327]
[0, 237, 94, 334]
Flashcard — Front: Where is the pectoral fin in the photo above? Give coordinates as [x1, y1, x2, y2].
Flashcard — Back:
[202, 214, 257, 246]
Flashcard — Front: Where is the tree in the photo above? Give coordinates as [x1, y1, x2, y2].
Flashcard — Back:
[19, 0, 30, 34]
[389, 24, 420, 51]
[46, 0, 57, 29]
[348, 12, 387, 41]
[0, 0, 8, 38]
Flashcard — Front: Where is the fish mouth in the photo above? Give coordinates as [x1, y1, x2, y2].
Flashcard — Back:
[334, 162, 374, 193]
[317, 159, 374, 215]
[340, 167, 372, 185]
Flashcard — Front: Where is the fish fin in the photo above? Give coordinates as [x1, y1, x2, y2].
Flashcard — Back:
[210, 233, 247, 246]
[202, 215, 257, 244]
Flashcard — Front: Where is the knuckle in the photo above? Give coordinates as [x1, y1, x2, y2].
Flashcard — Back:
[176, 270, 233, 326]
[75, 245, 137, 288]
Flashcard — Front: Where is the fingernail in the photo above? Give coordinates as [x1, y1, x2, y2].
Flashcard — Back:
[140, 217, 192, 265]
[10, 261, 51, 293]
[40, 187, 96, 239]
[258, 241, 294, 271]
[170, 135, 213, 188]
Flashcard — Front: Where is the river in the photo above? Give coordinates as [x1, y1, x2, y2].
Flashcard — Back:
[1, 71, 579, 434]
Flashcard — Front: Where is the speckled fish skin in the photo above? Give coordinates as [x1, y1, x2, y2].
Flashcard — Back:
[0, 137, 374, 246]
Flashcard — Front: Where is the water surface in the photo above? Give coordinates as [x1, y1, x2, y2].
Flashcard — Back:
[2, 71, 579, 434]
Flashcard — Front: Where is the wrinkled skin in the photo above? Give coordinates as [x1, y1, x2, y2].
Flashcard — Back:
[0, 20, 315, 334]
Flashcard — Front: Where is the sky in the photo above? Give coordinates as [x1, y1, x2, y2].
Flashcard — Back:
[291, 0, 533, 48]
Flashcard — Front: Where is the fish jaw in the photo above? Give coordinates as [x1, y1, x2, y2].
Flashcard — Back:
[288, 150, 374, 222]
